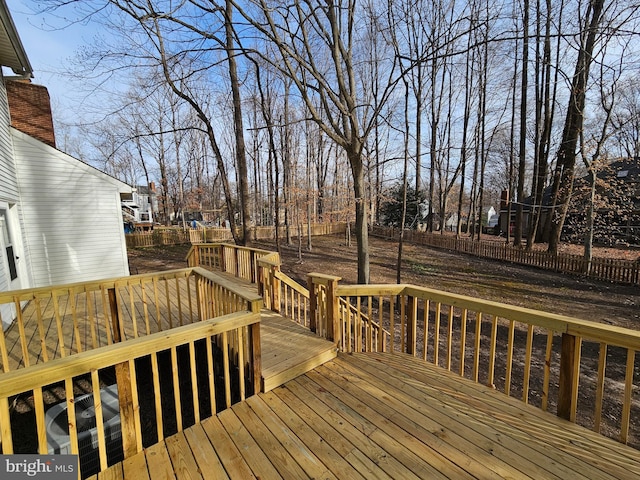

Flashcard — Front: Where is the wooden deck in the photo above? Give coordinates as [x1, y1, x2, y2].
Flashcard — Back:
[89, 351, 640, 480]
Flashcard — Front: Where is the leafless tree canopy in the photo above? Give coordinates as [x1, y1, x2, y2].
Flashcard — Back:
[33, 0, 640, 272]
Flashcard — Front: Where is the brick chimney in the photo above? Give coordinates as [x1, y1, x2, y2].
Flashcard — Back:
[6, 80, 56, 148]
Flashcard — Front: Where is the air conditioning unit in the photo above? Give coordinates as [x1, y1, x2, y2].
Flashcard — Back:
[46, 384, 123, 476]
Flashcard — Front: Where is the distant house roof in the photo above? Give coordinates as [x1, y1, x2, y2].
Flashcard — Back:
[506, 157, 640, 213]
[0, 0, 32, 77]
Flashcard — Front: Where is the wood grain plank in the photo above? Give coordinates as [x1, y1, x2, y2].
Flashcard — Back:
[200, 415, 256, 479]
[260, 389, 367, 480]
[184, 424, 229, 480]
[288, 375, 421, 480]
[165, 432, 203, 480]
[232, 399, 309, 480]
[122, 451, 150, 480]
[145, 442, 176, 480]
[272, 384, 393, 480]
[218, 408, 282, 479]
[245, 395, 338, 480]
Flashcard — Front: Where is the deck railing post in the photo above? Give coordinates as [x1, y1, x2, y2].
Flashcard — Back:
[190, 244, 200, 267]
[219, 245, 226, 273]
[248, 321, 262, 393]
[307, 275, 317, 333]
[308, 274, 341, 344]
[108, 288, 139, 458]
[108, 287, 122, 343]
[558, 332, 581, 421]
[257, 261, 265, 299]
[271, 265, 281, 313]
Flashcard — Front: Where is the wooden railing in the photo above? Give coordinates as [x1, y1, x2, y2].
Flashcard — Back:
[187, 243, 276, 284]
[0, 310, 261, 478]
[0, 267, 262, 372]
[372, 225, 640, 285]
[190, 244, 386, 342]
[307, 273, 640, 447]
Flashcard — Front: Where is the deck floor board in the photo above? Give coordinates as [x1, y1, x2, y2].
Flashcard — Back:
[93, 352, 640, 480]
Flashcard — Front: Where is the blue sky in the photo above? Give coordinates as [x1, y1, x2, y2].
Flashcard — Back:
[7, 0, 96, 123]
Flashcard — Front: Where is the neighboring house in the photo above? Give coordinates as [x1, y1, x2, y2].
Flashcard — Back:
[121, 182, 158, 231]
[500, 157, 640, 245]
[0, 2, 132, 328]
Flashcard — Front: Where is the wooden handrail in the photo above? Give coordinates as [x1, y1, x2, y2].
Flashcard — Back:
[191, 267, 263, 313]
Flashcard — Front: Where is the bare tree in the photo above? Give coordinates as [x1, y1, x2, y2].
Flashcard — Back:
[547, 0, 606, 253]
[234, 0, 401, 284]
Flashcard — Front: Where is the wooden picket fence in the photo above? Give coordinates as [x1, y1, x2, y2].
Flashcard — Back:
[126, 222, 348, 248]
[372, 226, 640, 286]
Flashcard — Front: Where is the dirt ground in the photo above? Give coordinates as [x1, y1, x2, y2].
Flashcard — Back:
[128, 235, 640, 330]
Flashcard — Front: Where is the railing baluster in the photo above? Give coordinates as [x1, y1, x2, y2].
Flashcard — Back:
[488, 315, 498, 388]
[593, 342, 607, 432]
[505, 320, 515, 396]
[523, 324, 534, 403]
[541, 330, 554, 412]
[151, 352, 164, 441]
[33, 386, 47, 453]
[433, 302, 441, 367]
[90, 369, 108, 471]
[446, 305, 454, 371]
[459, 308, 468, 376]
[472, 312, 482, 382]
[621, 348, 635, 444]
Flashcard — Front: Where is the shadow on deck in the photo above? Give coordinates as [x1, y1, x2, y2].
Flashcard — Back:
[89, 351, 640, 480]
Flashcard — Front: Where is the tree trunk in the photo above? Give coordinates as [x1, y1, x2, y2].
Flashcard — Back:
[514, 0, 529, 248]
[225, 0, 251, 245]
[548, 0, 605, 254]
[348, 145, 370, 285]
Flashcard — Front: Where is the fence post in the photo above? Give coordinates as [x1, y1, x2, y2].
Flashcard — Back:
[558, 332, 581, 422]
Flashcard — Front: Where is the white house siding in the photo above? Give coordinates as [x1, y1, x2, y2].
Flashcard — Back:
[12, 129, 131, 286]
[0, 79, 18, 201]
[0, 79, 27, 327]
